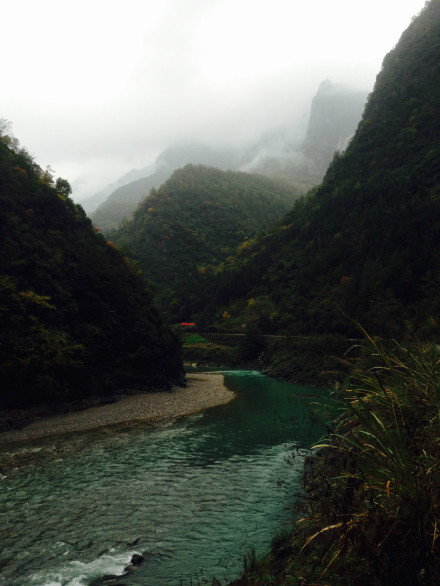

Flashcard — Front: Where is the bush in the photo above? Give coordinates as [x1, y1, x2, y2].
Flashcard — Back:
[307, 332, 440, 584]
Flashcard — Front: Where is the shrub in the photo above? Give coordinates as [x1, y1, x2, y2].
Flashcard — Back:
[306, 330, 440, 584]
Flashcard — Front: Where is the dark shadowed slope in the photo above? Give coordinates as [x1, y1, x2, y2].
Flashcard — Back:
[0, 131, 184, 409]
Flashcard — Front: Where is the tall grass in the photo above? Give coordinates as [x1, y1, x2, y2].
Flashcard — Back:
[304, 331, 440, 584]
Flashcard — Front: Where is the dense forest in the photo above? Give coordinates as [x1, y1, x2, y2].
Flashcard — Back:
[104, 2, 440, 342]
[0, 126, 184, 410]
[112, 165, 302, 321]
[151, 0, 440, 341]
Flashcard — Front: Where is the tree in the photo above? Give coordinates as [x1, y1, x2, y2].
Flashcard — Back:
[55, 177, 72, 198]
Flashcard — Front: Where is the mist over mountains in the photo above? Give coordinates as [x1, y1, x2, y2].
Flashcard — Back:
[86, 81, 368, 233]
[87, 143, 243, 231]
[2, 0, 433, 407]
[174, 0, 440, 340]
[104, 0, 440, 344]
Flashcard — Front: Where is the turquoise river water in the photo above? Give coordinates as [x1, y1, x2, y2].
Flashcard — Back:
[0, 370, 329, 586]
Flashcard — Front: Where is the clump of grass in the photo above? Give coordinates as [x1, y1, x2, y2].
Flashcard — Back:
[302, 328, 440, 584]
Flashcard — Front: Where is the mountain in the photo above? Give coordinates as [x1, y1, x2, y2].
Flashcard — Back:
[79, 163, 156, 215]
[90, 166, 171, 233]
[299, 79, 368, 179]
[90, 142, 240, 233]
[239, 81, 368, 182]
[0, 131, 184, 409]
[177, 0, 440, 339]
[88, 82, 366, 234]
[113, 164, 302, 321]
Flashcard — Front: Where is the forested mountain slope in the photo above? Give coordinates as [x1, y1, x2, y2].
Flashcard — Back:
[0, 131, 184, 409]
[89, 82, 365, 234]
[91, 167, 171, 233]
[187, 0, 440, 338]
[113, 165, 301, 321]
[90, 142, 240, 233]
[80, 162, 156, 215]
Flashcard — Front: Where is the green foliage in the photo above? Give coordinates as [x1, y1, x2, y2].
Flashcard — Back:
[181, 344, 239, 367]
[113, 164, 301, 322]
[0, 131, 184, 408]
[230, 5, 440, 583]
[55, 177, 72, 198]
[186, 0, 440, 339]
[0, 276, 85, 405]
[234, 337, 440, 585]
[306, 333, 440, 584]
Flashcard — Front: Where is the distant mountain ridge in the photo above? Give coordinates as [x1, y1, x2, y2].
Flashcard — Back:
[88, 81, 367, 233]
[90, 142, 241, 232]
[80, 163, 156, 214]
[90, 167, 171, 232]
[299, 79, 368, 179]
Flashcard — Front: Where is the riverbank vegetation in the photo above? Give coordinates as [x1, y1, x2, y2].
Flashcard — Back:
[233, 332, 440, 585]
[180, 329, 354, 388]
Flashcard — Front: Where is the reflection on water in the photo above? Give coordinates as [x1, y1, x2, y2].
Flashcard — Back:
[0, 371, 329, 586]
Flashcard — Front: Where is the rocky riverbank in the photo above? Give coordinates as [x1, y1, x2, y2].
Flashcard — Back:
[0, 373, 234, 446]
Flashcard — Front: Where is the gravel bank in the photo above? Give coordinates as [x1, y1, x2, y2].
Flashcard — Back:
[0, 373, 234, 445]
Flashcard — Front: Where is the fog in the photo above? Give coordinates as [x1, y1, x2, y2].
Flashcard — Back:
[0, 0, 427, 201]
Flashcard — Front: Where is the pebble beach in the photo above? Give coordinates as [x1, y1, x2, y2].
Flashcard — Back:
[0, 373, 235, 445]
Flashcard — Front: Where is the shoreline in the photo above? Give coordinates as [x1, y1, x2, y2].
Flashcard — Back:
[0, 373, 235, 446]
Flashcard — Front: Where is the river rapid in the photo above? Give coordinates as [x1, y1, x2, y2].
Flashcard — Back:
[0, 370, 329, 586]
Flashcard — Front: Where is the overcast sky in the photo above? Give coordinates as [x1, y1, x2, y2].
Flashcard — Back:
[1, 0, 427, 201]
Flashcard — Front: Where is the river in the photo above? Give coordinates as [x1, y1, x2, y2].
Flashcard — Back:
[0, 370, 330, 586]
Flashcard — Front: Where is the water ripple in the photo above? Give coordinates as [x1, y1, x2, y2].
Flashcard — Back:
[0, 372, 328, 586]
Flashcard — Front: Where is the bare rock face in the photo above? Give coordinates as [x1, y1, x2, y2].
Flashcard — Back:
[300, 79, 368, 181]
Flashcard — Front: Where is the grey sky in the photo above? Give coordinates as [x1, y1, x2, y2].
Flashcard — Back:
[1, 0, 427, 201]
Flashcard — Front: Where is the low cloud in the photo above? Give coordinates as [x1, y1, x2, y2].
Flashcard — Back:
[0, 0, 426, 201]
